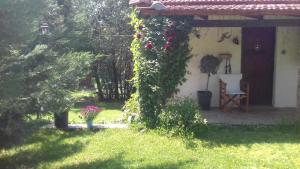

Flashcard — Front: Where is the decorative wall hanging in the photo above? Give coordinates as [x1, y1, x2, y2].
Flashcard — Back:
[254, 38, 263, 52]
[192, 29, 201, 39]
[219, 53, 232, 74]
[192, 28, 209, 39]
[232, 37, 239, 45]
[218, 32, 231, 43]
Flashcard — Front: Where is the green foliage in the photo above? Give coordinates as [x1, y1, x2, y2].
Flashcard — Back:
[52, 51, 94, 89]
[129, 10, 193, 127]
[0, 0, 95, 135]
[0, 0, 134, 137]
[0, 99, 27, 138]
[23, 45, 93, 115]
[122, 93, 140, 122]
[39, 89, 74, 115]
[89, 0, 134, 101]
[159, 98, 206, 137]
[0, 0, 46, 55]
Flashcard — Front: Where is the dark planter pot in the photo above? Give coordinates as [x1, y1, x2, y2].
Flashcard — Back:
[54, 111, 68, 129]
[197, 91, 212, 110]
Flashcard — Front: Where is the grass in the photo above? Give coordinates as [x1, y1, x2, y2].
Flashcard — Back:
[69, 102, 123, 124]
[2, 91, 299, 168]
[68, 90, 124, 124]
[1, 125, 300, 169]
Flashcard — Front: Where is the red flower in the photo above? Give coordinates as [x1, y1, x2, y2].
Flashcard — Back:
[164, 30, 170, 37]
[167, 36, 174, 43]
[145, 41, 153, 49]
[164, 43, 171, 51]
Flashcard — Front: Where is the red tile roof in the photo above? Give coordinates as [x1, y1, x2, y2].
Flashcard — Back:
[130, 0, 300, 16]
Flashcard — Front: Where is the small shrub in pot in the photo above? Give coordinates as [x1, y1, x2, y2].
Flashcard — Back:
[198, 55, 220, 110]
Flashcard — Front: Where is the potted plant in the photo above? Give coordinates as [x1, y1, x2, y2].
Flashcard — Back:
[80, 105, 101, 129]
[198, 54, 220, 110]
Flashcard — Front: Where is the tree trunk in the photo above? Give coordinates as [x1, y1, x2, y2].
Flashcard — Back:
[112, 60, 119, 100]
[93, 64, 104, 101]
[206, 73, 210, 91]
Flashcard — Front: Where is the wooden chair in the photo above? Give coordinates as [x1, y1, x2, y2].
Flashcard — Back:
[219, 74, 250, 112]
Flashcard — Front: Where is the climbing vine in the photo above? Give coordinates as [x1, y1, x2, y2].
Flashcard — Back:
[129, 10, 193, 128]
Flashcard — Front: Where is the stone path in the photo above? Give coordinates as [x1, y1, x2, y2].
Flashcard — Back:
[44, 123, 128, 129]
[203, 107, 300, 125]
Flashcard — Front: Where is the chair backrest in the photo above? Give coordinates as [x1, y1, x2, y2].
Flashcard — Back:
[220, 74, 242, 92]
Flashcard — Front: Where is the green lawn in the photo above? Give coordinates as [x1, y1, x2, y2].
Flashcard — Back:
[1, 125, 300, 169]
[69, 102, 123, 124]
[68, 91, 124, 124]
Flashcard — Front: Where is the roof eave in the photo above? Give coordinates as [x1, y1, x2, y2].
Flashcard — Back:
[129, 0, 152, 6]
[138, 8, 300, 17]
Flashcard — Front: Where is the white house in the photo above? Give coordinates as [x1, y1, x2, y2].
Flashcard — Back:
[130, 0, 300, 109]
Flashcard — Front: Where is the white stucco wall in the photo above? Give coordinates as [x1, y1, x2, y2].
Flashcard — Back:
[177, 27, 241, 107]
[176, 26, 300, 108]
[273, 27, 300, 107]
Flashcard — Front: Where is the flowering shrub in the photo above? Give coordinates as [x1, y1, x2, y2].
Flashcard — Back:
[129, 10, 193, 128]
[80, 105, 101, 121]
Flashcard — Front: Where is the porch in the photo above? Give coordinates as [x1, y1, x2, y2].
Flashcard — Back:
[203, 107, 300, 125]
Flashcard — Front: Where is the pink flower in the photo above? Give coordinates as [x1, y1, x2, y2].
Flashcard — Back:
[79, 105, 101, 120]
[145, 41, 153, 49]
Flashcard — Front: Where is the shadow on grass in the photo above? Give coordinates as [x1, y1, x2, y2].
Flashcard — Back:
[0, 119, 52, 148]
[59, 152, 195, 169]
[196, 124, 300, 147]
[0, 129, 95, 169]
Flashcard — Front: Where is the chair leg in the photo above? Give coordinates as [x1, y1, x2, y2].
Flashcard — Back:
[239, 95, 249, 112]
[245, 95, 249, 112]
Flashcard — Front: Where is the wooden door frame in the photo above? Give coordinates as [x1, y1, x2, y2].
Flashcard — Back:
[241, 27, 276, 106]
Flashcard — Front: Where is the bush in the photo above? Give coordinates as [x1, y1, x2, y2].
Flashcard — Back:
[0, 99, 29, 147]
[130, 10, 193, 128]
[122, 93, 140, 123]
[159, 98, 206, 137]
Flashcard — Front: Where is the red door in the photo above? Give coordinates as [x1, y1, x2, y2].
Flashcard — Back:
[242, 27, 275, 105]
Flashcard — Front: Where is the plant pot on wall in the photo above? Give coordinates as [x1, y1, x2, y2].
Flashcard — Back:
[197, 91, 212, 110]
[54, 111, 68, 129]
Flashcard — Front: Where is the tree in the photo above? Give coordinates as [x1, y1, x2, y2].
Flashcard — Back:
[0, 0, 47, 138]
[0, 0, 134, 137]
[0, 0, 94, 135]
[88, 0, 134, 101]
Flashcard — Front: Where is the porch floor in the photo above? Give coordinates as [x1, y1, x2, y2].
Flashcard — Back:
[203, 107, 300, 125]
